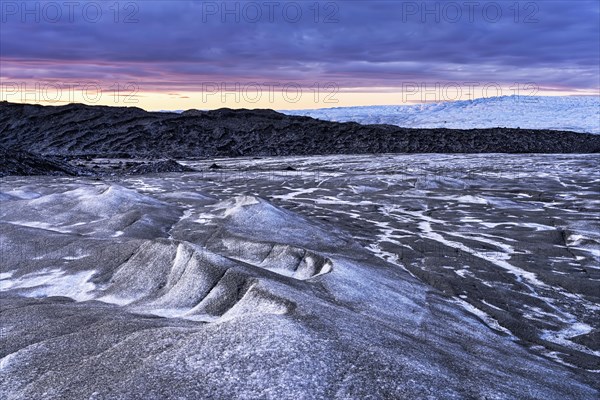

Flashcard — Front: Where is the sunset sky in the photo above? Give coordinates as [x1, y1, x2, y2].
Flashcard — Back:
[1, 0, 598, 110]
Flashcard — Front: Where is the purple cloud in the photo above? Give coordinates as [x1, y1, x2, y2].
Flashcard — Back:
[1, 1, 598, 93]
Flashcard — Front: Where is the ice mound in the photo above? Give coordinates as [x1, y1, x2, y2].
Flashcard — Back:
[210, 195, 352, 251]
[26, 184, 161, 216]
[0, 239, 296, 322]
[96, 239, 295, 321]
[185, 195, 339, 280]
[0, 191, 345, 322]
[0, 184, 181, 238]
[219, 238, 333, 280]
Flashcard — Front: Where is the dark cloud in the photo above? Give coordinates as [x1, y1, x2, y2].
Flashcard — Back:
[1, 0, 598, 91]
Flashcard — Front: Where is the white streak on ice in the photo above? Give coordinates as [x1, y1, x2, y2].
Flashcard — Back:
[0, 268, 97, 301]
[0, 271, 15, 280]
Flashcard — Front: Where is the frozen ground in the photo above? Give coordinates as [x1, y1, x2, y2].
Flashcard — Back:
[1, 154, 599, 399]
[283, 96, 600, 134]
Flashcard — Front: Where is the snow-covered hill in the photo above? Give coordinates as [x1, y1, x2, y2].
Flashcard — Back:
[282, 96, 600, 134]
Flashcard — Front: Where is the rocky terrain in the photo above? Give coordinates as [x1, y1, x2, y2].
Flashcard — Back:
[0, 146, 196, 177]
[0, 146, 93, 177]
[1, 102, 599, 159]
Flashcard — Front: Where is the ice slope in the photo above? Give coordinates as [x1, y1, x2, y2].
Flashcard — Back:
[1, 171, 599, 399]
[282, 96, 600, 134]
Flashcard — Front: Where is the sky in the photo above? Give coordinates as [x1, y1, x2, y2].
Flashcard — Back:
[1, 0, 599, 110]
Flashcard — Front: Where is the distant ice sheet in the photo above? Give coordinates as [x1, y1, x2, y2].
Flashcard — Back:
[281, 95, 600, 134]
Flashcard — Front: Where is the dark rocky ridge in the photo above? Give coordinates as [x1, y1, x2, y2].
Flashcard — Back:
[1, 101, 599, 158]
[0, 146, 196, 177]
[125, 159, 197, 174]
[0, 145, 93, 177]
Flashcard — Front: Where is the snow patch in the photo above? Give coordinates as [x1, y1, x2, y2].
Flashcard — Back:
[0, 268, 97, 301]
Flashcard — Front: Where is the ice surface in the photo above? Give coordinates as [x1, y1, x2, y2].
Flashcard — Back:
[1, 154, 599, 398]
[282, 95, 600, 133]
